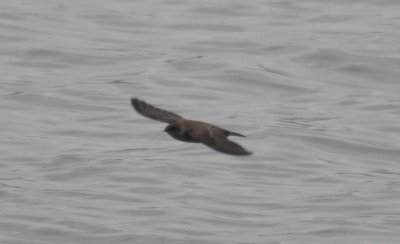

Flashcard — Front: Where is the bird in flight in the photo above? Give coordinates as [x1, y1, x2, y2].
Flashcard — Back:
[131, 98, 252, 156]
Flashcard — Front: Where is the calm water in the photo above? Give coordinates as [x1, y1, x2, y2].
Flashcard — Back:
[1, 0, 400, 243]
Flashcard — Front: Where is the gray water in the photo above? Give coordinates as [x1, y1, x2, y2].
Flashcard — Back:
[1, 0, 400, 243]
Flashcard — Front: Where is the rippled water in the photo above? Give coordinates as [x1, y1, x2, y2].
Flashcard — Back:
[1, 0, 400, 243]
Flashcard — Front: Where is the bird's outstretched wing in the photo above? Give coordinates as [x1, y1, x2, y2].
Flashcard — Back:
[131, 98, 183, 123]
[200, 131, 252, 156]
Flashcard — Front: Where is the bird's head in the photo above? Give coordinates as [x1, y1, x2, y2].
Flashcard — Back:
[163, 124, 180, 133]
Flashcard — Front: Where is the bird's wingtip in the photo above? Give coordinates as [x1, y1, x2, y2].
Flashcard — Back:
[130, 97, 141, 111]
[238, 150, 252, 156]
[131, 97, 141, 104]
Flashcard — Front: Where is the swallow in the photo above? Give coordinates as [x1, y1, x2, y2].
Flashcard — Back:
[131, 97, 252, 156]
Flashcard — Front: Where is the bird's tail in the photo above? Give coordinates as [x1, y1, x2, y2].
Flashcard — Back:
[227, 131, 246, 137]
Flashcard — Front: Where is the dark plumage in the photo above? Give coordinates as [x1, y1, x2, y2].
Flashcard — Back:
[131, 98, 252, 156]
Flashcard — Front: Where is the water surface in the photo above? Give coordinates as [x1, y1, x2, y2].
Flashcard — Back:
[1, 0, 400, 243]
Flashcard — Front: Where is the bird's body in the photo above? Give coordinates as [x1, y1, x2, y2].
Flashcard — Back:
[131, 98, 251, 155]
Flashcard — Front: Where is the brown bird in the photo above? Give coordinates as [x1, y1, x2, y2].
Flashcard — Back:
[131, 98, 252, 156]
